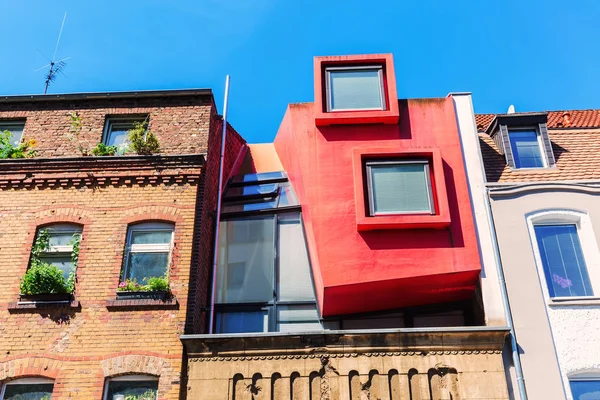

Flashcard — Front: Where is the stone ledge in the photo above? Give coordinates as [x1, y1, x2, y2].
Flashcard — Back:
[7, 300, 81, 312]
[106, 298, 178, 310]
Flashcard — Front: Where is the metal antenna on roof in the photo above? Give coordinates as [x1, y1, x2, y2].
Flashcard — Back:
[35, 12, 71, 94]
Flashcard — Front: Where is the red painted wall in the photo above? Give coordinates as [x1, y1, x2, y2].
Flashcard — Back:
[273, 98, 481, 317]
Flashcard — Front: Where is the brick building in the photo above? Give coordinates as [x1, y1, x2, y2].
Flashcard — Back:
[0, 90, 245, 399]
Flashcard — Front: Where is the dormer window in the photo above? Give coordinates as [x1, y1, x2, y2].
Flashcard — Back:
[486, 113, 555, 170]
[325, 66, 385, 112]
[508, 128, 546, 168]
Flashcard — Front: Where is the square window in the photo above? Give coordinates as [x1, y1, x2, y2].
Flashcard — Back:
[123, 223, 173, 286]
[103, 117, 146, 148]
[215, 310, 269, 333]
[326, 66, 385, 112]
[570, 380, 600, 399]
[105, 377, 158, 400]
[534, 224, 593, 297]
[0, 121, 25, 147]
[508, 129, 545, 168]
[366, 160, 434, 216]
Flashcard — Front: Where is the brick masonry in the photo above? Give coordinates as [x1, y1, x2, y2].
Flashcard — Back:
[0, 92, 247, 399]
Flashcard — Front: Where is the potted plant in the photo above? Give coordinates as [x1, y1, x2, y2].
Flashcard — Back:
[116, 275, 170, 300]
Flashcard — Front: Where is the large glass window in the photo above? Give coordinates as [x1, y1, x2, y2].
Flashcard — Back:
[122, 222, 174, 285]
[366, 160, 434, 216]
[0, 121, 25, 147]
[1, 378, 54, 400]
[570, 380, 600, 400]
[534, 224, 593, 297]
[325, 66, 385, 112]
[215, 213, 320, 333]
[508, 129, 545, 169]
[104, 375, 158, 400]
[36, 224, 82, 281]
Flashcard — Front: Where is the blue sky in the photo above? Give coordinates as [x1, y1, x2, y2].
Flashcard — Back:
[1, 0, 600, 143]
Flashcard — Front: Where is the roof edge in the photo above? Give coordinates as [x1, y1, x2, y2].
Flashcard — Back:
[0, 88, 213, 103]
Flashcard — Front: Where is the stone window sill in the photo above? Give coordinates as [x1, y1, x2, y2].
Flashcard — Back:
[548, 297, 600, 307]
[106, 297, 178, 310]
[8, 300, 81, 311]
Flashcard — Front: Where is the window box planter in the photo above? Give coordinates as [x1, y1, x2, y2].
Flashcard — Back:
[116, 291, 169, 300]
[19, 293, 72, 302]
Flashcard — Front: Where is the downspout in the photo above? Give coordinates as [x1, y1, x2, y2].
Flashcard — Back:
[208, 75, 230, 334]
[484, 187, 528, 400]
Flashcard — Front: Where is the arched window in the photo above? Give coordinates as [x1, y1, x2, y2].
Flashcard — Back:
[569, 371, 600, 399]
[0, 377, 54, 400]
[121, 222, 174, 286]
[103, 375, 158, 400]
[527, 210, 600, 298]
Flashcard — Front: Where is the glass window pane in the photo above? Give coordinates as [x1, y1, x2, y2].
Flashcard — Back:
[225, 184, 279, 197]
[509, 130, 544, 168]
[278, 214, 315, 301]
[126, 252, 169, 282]
[276, 304, 321, 332]
[106, 127, 130, 147]
[217, 217, 275, 303]
[535, 224, 593, 297]
[3, 383, 54, 400]
[277, 183, 298, 207]
[231, 171, 286, 183]
[570, 381, 600, 400]
[0, 123, 25, 146]
[47, 231, 79, 247]
[131, 230, 172, 245]
[39, 255, 75, 281]
[329, 68, 383, 111]
[369, 163, 432, 214]
[222, 199, 279, 213]
[106, 380, 158, 400]
[215, 310, 268, 333]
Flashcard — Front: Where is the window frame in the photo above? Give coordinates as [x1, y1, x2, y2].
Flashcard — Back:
[0, 120, 26, 147]
[527, 210, 600, 301]
[122, 222, 174, 284]
[507, 126, 547, 169]
[0, 377, 54, 400]
[102, 374, 158, 400]
[102, 116, 147, 148]
[569, 376, 600, 400]
[365, 159, 435, 216]
[325, 65, 386, 112]
[35, 224, 82, 282]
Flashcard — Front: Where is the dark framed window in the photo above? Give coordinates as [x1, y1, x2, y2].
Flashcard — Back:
[325, 65, 386, 112]
[534, 224, 593, 297]
[570, 379, 600, 400]
[0, 120, 25, 147]
[365, 160, 434, 216]
[1, 378, 54, 400]
[122, 222, 174, 285]
[103, 116, 147, 148]
[103, 375, 158, 400]
[508, 128, 545, 169]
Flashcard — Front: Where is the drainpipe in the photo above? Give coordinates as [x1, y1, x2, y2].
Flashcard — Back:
[484, 187, 528, 400]
[208, 75, 230, 334]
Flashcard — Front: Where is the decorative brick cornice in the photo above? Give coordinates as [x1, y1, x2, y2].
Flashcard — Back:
[0, 154, 204, 189]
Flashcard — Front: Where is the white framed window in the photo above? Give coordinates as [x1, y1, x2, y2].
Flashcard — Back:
[365, 160, 435, 216]
[122, 222, 174, 284]
[36, 224, 82, 281]
[0, 120, 25, 147]
[508, 127, 546, 169]
[569, 372, 600, 400]
[0, 377, 54, 400]
[325, 65, 386, 112]
[103, 375, 158, 400]
[527, 210, 600, 300]
[103, 116, 146, 148]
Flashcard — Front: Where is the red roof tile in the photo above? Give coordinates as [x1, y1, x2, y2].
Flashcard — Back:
[475, 109, 600, 131]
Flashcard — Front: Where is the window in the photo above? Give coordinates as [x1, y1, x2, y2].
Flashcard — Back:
[122, 223, 174, 285]
[103, 375, 158, 400]
[325, 66, 385, 112]
[1, 378, 54, 400]
[36, 224, 82, 281]
[365, 160, 434, 216]
[103, 117, 146, 148]
[0, 121, 25, 147]
[508, 129, 545, 168]
[215, 213, 320, 333]
[222, 172, 298, 214]
[534, 224, 593, 297]
[570, 379, 600, 400]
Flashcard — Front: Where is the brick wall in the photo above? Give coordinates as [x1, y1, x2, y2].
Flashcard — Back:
[0, 95, 213, 157]
[0, 93, 231, 400]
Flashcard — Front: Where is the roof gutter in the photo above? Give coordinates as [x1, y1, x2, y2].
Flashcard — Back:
[0, 88, 212, 103]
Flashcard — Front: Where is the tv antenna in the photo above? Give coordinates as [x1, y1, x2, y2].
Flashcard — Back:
[35, 12, 71, 94]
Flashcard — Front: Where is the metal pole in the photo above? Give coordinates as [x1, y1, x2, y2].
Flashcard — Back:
[208, 75, 230, 334]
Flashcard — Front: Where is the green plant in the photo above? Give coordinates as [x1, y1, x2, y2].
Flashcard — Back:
[128, 121, 160, 155]
[122, 389, 156, 400]
[20, 229, 81, 295]
[65, 111, 91, 155]
[91, 142, 118, 156]
[117, 275, 169, 292]
[0, 130, 37, 159]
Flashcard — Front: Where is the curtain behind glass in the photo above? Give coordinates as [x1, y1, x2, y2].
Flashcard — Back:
[329, 69, 382, 110]
[370, 163, 430, 214]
